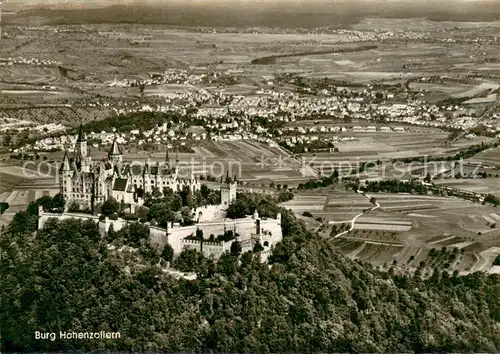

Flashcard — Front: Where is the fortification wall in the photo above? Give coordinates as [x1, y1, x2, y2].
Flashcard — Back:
[38, 209, 127, 237]
[149, 226, 168, 249]
[99, 218, 127, 235]
[181, 239, 232, 259]
[38, 210, 100, 230]
[194, 204, 226, 222]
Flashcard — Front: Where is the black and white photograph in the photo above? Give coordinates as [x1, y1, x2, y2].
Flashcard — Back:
[0, 0, 499, 352]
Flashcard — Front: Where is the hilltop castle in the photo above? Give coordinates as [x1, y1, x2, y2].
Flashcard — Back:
[59, 125, 210, 210]
[49, 125, 282, 261]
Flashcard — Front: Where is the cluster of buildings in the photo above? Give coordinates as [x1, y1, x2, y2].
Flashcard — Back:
[12, 67, 500, 154]
[0, 56, 62, 66]
[38, 125, 284, 261]
[59, 125, 203, 210]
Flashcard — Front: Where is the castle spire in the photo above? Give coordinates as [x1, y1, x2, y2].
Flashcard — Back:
[61, 150, 71, 172]
[76, 123, 86, 142]
[108, 135, 122, 157]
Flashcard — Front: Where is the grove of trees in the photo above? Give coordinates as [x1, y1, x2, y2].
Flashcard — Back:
[1, 197, 499, 352]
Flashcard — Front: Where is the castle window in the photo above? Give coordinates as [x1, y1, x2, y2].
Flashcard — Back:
[264, 241, 269, 247]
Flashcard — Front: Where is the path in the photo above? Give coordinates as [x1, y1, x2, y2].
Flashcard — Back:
[330, 191, 380, 239]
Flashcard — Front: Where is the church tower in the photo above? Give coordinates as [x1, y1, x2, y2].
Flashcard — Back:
[76, 123, 87, 158]
[221, 172, 237, 208]
[108, 136, 123, 164]
[59, 150, 73, 200]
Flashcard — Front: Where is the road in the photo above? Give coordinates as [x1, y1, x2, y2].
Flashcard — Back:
[330, 192, 380, 239]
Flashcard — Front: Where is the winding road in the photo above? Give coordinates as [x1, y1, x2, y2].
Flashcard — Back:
[331, 192, 381, 239]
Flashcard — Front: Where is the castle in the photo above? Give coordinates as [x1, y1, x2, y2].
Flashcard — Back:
[59, 125, 205, 210]
[50, 125, 283, 261]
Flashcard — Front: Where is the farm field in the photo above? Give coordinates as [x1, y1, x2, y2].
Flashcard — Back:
[434, 178, 500, 197]
[2, 20, 500, 125]
[0, 163, 61, 214]
[192, 140, 314, 183]
[297, 131, 494, 176]
[284, 188, 500, 273]
[467, 146, 500, 168]
[36, 140, 312, 185]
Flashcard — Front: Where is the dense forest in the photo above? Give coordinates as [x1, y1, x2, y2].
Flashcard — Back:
[1, 200, 500, 352]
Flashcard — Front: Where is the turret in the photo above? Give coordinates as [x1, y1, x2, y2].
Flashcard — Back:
[60, 150, 72, 175]
[59, 150, 73, 199]
[75, 123, 88, 158]
[108, 136, 123, 163]
[221, 170, 237, 208]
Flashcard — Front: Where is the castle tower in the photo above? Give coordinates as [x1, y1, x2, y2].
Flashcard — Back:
[221, 171, 237, 208]
[59, 150, 73, 200]
[76, 123, 87, 158]
[108, 136, 123, 164]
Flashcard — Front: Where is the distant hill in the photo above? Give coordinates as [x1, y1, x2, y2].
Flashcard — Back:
[7, 1, 500, 27]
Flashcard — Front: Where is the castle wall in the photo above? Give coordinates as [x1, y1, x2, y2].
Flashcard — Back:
[149, 225, 170, 250]
[38, 209, 100, 230]
[181, 239, 232, 259]
[99, 218, 127, 234]
[194, 204, 226, 223]
[155, 215, 283, 256]
[37, 209, 282, 262]
[38, 209, 127, 236]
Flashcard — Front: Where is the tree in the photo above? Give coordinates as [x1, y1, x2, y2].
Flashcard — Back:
[162, 244, 174, 262]
[151, 186, 162, 199]
[0, 202, 9, 214]
[200, 184, 211, 199]
[67, 200, 81, 213]
[230, 240, 242, 256]
[51, 193, 66, 212]
[101, 198, 119, 216]
[226, 199, 249, 219]
[181, 207, 194, 226]
[253, 242, 264, 253]
[136, 206, 149, 221]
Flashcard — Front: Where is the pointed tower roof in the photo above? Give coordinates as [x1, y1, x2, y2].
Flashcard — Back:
[60, 150, 71, 171]
[108, 136, 122, 157]
[76, 123, 87, 142]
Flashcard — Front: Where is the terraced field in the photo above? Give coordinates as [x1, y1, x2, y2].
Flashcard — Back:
[288, 188, 500, 273]
[0, 163, 59, 213]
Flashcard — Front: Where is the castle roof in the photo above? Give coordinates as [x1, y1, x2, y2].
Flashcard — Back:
[76, 123, 87, 142]
[113, 178, 128, 192]
[108, 137, 122, 157]
[60, 150, 72, 172]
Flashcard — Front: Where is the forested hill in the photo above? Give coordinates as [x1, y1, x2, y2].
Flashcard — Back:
[1, 206, 499, 352]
